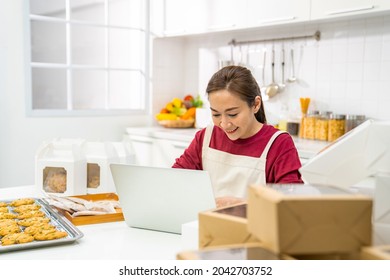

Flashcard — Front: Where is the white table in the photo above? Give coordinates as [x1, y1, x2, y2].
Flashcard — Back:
[0, 186, 183, 260]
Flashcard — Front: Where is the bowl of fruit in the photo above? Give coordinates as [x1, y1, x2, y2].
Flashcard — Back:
[155, 95, 203, 128]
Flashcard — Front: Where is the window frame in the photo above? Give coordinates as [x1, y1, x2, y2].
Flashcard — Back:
[24, 0, 151, 117]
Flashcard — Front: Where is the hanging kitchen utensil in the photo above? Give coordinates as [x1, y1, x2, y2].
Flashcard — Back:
[288, 48, 297, 83]
[279, 46, 286, 92]
[260, 49, 267, 95]
[230, 44, 235, 65]
[238, 45, 246, 66]
[265, 48, 279, 98]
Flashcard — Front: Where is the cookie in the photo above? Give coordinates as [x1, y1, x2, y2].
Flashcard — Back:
[0, 202, 8, 207]
[0, 219, 17, 227]
[13, 204, 41, 213]
[9, 198, 35, 207]
[0, 212, 17, 220]
[24, 224, 56, 235]
[33, 230, 68, 241]
[1, 232, 34, 246]
[17, 217, 50, 227]
[17, 210, 45, 220]
[0, 224, 21, 236]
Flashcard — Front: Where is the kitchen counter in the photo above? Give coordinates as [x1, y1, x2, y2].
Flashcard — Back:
[0, 186, 182, 260]
[126, 126, 329, 161]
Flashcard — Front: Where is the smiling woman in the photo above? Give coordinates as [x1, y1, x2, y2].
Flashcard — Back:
[173, 66, 303, 208]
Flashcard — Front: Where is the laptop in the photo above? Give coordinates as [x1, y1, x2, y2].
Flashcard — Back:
[110, 164, 216, 234]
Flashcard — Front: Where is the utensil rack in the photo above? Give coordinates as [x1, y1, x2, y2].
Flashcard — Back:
[228, 31, 321, 46]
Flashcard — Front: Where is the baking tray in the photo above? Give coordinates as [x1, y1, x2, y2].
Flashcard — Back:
[51, 193, 124, 226]
[0, 198, 84, 253]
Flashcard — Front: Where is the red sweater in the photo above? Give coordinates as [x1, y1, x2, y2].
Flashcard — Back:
[172, 124, 303, 184]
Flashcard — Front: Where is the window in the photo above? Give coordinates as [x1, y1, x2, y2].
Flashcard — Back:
[27, 0, 150, 116]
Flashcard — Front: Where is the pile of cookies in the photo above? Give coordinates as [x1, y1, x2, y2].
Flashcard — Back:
[0, 198, 68, 246]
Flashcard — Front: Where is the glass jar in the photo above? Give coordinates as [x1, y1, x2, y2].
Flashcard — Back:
[302, 110, 318, 140]
[287, 120, 300, 136]
[328, 114, 346, 142]
[314, 111, 332, 141]
[345, 115, 366, 133]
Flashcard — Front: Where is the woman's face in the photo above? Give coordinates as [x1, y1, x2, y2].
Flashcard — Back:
[209, 89, 262, 140]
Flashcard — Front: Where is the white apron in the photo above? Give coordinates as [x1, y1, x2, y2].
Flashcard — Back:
[202, 125, 285, 198]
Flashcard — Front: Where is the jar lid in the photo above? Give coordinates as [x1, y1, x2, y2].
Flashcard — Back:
[330, 114, 346, 120]
[346, 114, 366, 120]
[307, 110, 319, 116]
[318, 111, 332, 117]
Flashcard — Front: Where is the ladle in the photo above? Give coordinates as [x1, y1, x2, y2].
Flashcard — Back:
[288, 48, 297, 83]
[265, 49, 279, 98]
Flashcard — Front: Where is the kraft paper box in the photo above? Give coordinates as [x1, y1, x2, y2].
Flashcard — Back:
[361, 245, 390, 260]
[199, 203, 259, 249]
[247, 184, 372, 255]
[177, 242, 294, 260]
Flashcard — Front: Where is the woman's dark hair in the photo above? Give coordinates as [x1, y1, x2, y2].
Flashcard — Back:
[206, 65, 267, 124]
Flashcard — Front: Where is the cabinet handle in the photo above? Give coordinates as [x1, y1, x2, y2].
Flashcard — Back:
[259, 16, 296, 24]
[163, 29, 186, 36]
[326, 5, 374, 15]
[207, 23, 236, 31]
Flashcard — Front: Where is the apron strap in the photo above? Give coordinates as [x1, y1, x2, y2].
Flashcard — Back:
[202, 125, 214, 149]
[260, 130, 287, 160]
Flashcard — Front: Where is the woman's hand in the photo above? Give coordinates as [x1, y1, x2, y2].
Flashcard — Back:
[215, 196, 245, 208]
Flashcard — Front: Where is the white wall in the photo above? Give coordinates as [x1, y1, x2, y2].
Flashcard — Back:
[153, 15, 390, 124]
[0, 1, 150, 188]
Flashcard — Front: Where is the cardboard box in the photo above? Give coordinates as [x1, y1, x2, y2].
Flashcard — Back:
[374, 173, 390, 224]
[199, 203, 259, 249]
[291, 251, 361, 260]
[247, 184, 372, 255]
[82, 142, 120, 194]
[177, 242, 294, 260]
[373, 223, 390, 246]
[112, 140, 136, 164]
[361, 245, 390, 260]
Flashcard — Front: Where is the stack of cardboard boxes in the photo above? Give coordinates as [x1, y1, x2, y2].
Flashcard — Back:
[178, 184, 389, 260]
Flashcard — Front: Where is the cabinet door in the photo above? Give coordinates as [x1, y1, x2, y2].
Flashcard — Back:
[150, 0, 165, 37]
[163, 0, 209, 36]
[206, 0, 247, 32]
[163, 0, 246, 36]
[246, 0, 310, 27]
[126, 135, 154, 166]
[164, 0, 187, 36]
[152, 139, 188, 167]
[311, 0, 387, 20]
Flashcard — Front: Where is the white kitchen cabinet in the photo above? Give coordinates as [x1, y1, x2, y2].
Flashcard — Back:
[205, 0, 247, 32]
[246, 0, 311, 28]
[162, 0, 246, 36]
[125, 127, 194, 167]
[125, 134, 155, 166]
[311, 0, 390, 20]
[157, 0, 390, 38]
[150, 0, 165, 37]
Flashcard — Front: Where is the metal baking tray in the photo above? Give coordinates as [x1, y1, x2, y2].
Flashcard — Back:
[0, 198, 84, 253]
